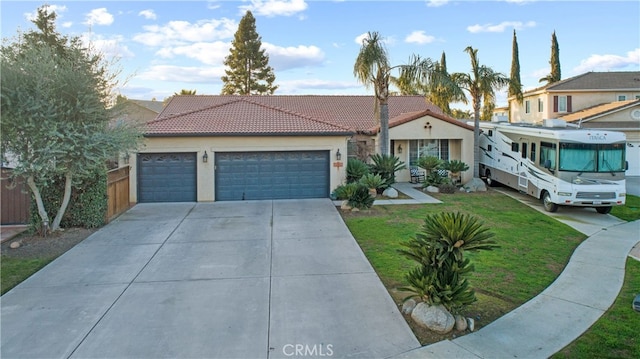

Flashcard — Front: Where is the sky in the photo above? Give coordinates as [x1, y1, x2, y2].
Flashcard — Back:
[2, 0, 639, 110]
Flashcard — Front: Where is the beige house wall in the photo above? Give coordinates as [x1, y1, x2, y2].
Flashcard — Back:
[388, 115, 474, 183]
[130, 135, 350, 202]
[512, 91, 640, 124]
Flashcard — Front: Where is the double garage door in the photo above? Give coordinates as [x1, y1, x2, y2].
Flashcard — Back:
[137, 151, 329, 202]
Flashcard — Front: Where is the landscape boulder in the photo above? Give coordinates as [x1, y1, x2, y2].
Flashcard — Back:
[410, 302, 455, 334]
[425, 186, 439, 193]
[383, 187, 399, 198]
[401, 299, 417, 314]
[464, 178, 487, 192]
[455, 315, 468, 331]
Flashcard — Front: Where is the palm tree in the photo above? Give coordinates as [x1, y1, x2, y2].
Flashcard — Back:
[354, 32, 460, 155]
[451, 47, 510, 180]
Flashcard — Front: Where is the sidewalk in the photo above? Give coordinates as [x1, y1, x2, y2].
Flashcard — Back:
[333, 182, 442, 206]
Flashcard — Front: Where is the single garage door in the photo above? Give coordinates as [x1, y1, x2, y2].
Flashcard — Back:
[215, 151, 329, 201]
[138, 153, 197, 202]
[626, 142, 640, 176]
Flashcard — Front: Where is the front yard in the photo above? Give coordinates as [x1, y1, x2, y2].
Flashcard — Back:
[340, 190, 640, 347]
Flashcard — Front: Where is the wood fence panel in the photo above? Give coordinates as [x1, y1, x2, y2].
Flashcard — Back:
[107, 166, 130, 222]
[1, 168, 31, 225]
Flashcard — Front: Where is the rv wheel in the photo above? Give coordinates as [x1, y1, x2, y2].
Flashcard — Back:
[485, 171, 497, 187]
[542, 191, 558, 212]
[596, 206, 612, 214]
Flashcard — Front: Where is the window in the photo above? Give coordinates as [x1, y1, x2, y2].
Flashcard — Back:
[540, 142, 557, 168]
[511, 142, 519, 152]
[617, 95, 627, 101]
[521, 143, 528, 159]
[538, 98, 544, 112]
[488, 144, 493, 152]
[488, 130, 493, 137]
[559, 143, 625, 172]
[409, 139, 449, 166]
[635, 95, 640, 100]
[530, 143, 536, 162]
[554, 95, 572, 113]
[525, 100, 531, 114]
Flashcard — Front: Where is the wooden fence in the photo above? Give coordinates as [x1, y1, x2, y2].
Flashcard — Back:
[107, 166, 130, 222]
[1, 168, 31, 225]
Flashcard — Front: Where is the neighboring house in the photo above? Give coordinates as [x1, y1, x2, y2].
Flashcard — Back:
[492, 106, 509, 123]
[118, 99, 165, 125]
[129, 95, 474, 203]
[508, 71, 640, 176]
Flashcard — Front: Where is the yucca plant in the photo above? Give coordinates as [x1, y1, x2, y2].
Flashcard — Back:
[333, 183, 359, 200]
[416, 155, 443, 176]
[369, 153, 405, 186]
[442, 160, 469, 183]
[347, 185, 375, 209]
[346, 158, 370, 183]
[359, 173, 387, 190]
[398, 212, 498, 314]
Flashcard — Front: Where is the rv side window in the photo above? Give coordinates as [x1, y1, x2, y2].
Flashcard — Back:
[511, 142, 519, 152]
[540, 142, 556, 168]
[488, 130, 493, 137]
[488, 145, 492, 152]
[530, 143, 536, 161]
[521, 143, 527, 159]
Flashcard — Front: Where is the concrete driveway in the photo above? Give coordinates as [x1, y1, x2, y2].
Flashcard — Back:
[626, 176, 640, 196]
[1, 199, 419, 359]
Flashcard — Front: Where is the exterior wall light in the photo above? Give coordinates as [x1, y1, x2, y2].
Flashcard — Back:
[203, 151, 208, 163]
[336, 149, 342, 161]
[398, 144, 403, 154]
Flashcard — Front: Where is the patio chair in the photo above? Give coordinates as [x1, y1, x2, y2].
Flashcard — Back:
[410, 167, 425, 184]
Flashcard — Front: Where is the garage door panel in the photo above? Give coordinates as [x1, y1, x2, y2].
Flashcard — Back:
[215, 151, 329, 201]
[138, 153, 197, 203]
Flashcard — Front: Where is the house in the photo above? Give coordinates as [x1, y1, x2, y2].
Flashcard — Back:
[508, 71, 640, 176]
[129, 95, 474, 203]
[118, 99, 165, 125]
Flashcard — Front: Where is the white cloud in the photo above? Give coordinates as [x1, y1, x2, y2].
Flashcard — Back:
[24, 5, 67, 21]
[467, 21, 536, 33]
[84, 8, 114, 26]
[262, 43, 325, 70]
[405, 30, 436, 45]
[239, 0, 308, 17]
[139, 9, 157, 20]
[137, 65, 225, 83]
[354, 32, 394, 46]
[81, 33, 134, 59]
[62, 21, 73, 28]
[133, 18, 237, 47]
[156, 41, 230, 65]
[277, 79, 359, 94]
[573, 48, 640, 73]
[207, 1, 222, 10]
[426, 0, 449, 7]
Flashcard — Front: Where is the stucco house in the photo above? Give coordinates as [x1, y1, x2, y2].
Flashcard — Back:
[129, 95, 474, 203]
[508, 71, 640, 176]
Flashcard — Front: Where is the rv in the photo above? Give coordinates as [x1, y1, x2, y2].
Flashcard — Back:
[478, 119, 627, 213]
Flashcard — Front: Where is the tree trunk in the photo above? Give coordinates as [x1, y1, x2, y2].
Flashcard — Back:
[26, 175, 51, 233]
[51, 172, 73, 231]
[380, 102, 389, 155]
[473, 101, 481, 179]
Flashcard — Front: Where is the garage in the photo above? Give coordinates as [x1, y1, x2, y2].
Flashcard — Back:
[215, 151, 329, 201]
[627, 142, 640, 176]
[137, 153, 197, 202]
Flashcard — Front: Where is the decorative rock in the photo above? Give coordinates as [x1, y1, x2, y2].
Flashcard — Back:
[9, 241, 21, 249]
[411, 303, 455, 334]
[340, 200, 352, 211]
[425, 185, 440, 193]
[401, 299, 417, 314]
[464, 178, 487, 192]
[351, 207, 360, 212]
[383, 187, 399, 198]
[455, 315, 468, 331]
[467, 317, 475, 332]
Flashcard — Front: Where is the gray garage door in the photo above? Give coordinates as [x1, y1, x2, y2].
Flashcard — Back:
[215, 151, 329, 201]
[138, 153, 197, 203]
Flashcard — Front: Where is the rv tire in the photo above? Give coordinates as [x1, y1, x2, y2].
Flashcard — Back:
[542, 191, 559, 212]
[595, 206, 612, 214]
[485, 171, 498, 187]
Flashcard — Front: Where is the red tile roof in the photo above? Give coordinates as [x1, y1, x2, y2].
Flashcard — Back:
[146, 95, 444, 136]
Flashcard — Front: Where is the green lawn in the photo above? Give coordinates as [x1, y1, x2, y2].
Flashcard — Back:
[341, 191, 640, 347]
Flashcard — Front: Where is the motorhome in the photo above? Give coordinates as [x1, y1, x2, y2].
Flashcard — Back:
[478, 119, 627, 213]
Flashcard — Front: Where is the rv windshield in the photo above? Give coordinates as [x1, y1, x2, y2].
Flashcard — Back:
[559, 143, 626, 173]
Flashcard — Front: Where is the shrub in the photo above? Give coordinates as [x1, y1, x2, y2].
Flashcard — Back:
[416, 155, 443, 176]
[438, 183, 458, 194]
[346, 158, 370, 183]
[359, 173, 387, 191]
[333, 183, 359, 200]
[347, 185, 375, 210]
[422, 171, 450, 188]
[442, 159, 469, 174]
[369, 154, 405, 186]
[398, 212, 498, 314]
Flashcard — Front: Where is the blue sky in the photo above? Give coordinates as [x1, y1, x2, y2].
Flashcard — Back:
[2, 0, 639, 109]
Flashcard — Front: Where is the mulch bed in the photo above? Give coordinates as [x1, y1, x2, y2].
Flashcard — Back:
[1, 228, 97, 260]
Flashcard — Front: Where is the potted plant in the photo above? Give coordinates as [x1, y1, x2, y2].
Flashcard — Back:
[442, 160, 469, 184]
[359, 173, 386, 197]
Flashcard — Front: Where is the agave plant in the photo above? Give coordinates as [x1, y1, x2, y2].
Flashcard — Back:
[369, 153, 405, 186]
[332, 183, 359, 200]
[347, 185, 375, 209]
[398, 212, 498, 314]
[442, 160, 469, 183]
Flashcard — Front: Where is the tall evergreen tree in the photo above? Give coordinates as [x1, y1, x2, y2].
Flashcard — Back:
[509, 30, 523, 103]
[221, 11, 277, 95]
[539, 31, 561, 84]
